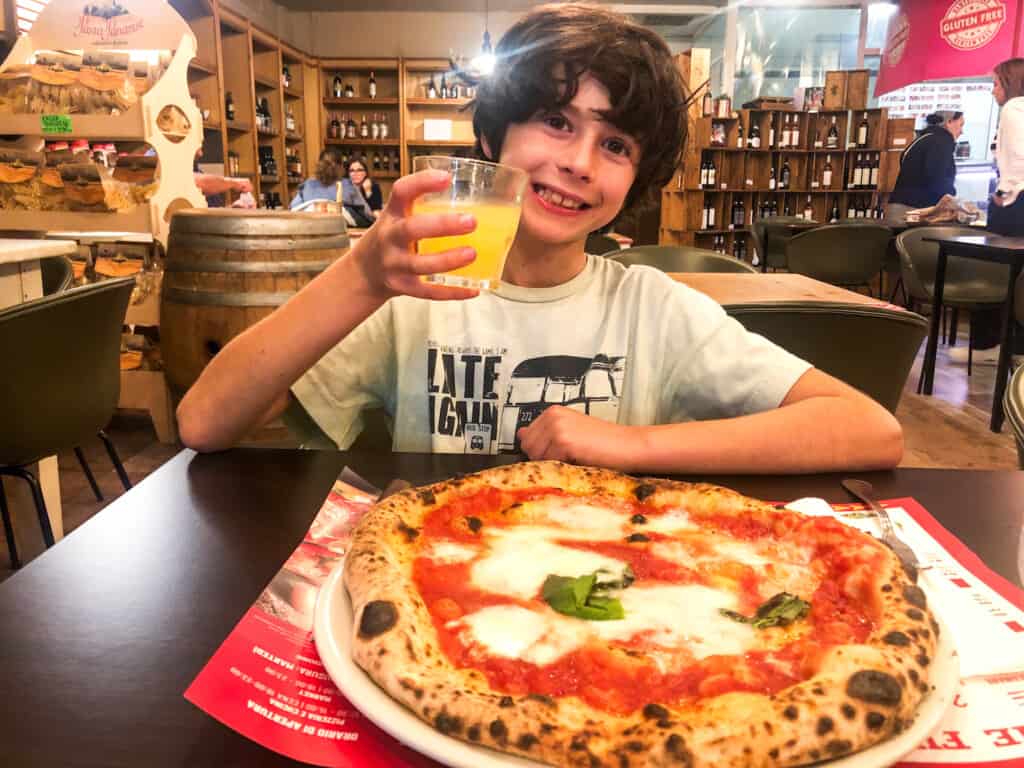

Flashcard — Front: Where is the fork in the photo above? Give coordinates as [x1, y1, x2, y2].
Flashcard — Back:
[841, 479, 922, 576]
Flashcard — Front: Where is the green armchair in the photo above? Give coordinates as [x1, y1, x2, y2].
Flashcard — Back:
[611, 245, 757, 273]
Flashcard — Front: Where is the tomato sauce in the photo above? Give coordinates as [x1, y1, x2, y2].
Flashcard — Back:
[556, 539, 703, 583]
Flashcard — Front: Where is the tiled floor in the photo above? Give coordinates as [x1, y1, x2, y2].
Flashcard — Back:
[0, 331, 1018, 579]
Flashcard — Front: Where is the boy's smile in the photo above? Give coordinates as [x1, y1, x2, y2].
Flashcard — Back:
[498, 74, 639, 253]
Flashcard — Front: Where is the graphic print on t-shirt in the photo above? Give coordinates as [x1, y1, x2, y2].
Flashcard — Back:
[427, 343, 624, 454]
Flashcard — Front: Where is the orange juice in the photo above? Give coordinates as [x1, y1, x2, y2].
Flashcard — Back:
[414, 199, 522, 290]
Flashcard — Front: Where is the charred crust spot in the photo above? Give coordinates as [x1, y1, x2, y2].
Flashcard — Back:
[901, 560, 919, 581]
[908, 668, 920, 684]
[588, 756, 602, 768]
[499, 696, 514, 708]
[826, 740, 853, 756]
[627, 533, 650, 543]
[540, 723, 555, 734]
[358, 601, 398, 638]
[812, 687, 825, 696]
[527, 694, 555, 707]
[916, 653, 931, 667]
[785, 739, 797, 748]
[841, 703, 856, 720]
[570, 736, 587, 751]
[516, 734, 538, 750]
[883, 631, 912, 647]
[847, 670, 903, 707]
[902, 585, 927, 609]
[783, 705, 799, 720]
[931, 617, 941, 636]
[657, 719, 673, 729]
[816, 717, 834, 735]
[617, 755, 629, 768]
[396, 520, 420, 541]
[920, 627, 930, 639]
[664, 734, 693, 766]
[906, 608, 924, 621]
[769, 748, 780, 760]
[625, 741, 644, 752]
[809, 750, 821, 761]
[643, 703, 669, 720]
[634, 483, 657, 501]
[467, 724, 481, 741]
[763, 721, 774, 734]
[631, 513, 648, 524]
[465, 516, 483, 533]
[489, 719, 508, 745]
[435, 713, 463, 735]
[881, 584, 893, 593]
[866, 712, 886, 730]
[417, 489, 436, 506]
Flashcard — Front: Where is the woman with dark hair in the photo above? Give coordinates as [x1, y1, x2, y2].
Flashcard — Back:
[949, 59, 1024, 366]
[885, 110, 964, 224]
[347, 158, 383, 216]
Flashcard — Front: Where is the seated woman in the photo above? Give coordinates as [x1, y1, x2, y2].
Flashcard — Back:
[347, 158, 383, 218]
[290, 150, 374, 228]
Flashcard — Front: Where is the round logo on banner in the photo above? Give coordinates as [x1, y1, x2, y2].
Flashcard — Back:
[885, 12, 911, 66]
[940, 0, 1007, 50]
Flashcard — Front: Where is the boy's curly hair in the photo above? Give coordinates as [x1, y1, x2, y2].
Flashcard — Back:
[471, 3, 688, 214]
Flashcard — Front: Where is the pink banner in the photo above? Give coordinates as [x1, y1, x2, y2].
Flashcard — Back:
[876, 0, 1020, 96]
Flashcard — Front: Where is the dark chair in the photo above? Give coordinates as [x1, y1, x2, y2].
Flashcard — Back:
[611, 245, 758, 273]
[896, 226, 1008, 380]
[726, 301, 928, 412]
[1004, 364, 1024, 468]
[0, 278, 135, 568]
[785, 223, 892, 291]
[585, 232, 620, 256]
[750, 217, 814, 271]
[40, 255, 74, 295]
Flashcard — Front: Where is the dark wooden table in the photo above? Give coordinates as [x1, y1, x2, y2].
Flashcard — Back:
[921, 234, 1024, 431]
[1, 448, 1022, 767]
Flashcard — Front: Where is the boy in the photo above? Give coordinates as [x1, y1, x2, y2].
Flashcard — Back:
[178, 3, 902, 473]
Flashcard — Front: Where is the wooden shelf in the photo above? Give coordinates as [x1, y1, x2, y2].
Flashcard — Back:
[285, 133, 305, 143]
[284, 86, 303, 99]
[0, 110, 147, 139]
[188, 59, 218, 76]
[320, 58, 400, 71]
[226, 120, 252, 133]
[406, 98, 472, 107]
[254, 74, 280, 90]
[203, 120, 221, 131]
[407, 140, 474, 147]
[260, 175, 281, 184]
[257, 129, 280, 138]
[323, 97, 399, 107]
[325, 138, 399, 146]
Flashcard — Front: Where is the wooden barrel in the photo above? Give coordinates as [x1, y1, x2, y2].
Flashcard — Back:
[160, 209, 349, 399]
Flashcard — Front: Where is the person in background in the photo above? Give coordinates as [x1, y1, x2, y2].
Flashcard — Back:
[885, 110, 964, 224]
[290, 150, 375, 227]
[950, 59, 1024, 366]
[347, 158, 383, 217]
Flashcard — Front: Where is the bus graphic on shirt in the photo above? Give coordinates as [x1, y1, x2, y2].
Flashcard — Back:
[496, 354, 625, 453]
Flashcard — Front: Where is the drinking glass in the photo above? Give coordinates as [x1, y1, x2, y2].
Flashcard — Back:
[413, 155, 528, 290]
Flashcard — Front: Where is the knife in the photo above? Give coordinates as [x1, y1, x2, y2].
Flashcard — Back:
[841, 478, 921, 578]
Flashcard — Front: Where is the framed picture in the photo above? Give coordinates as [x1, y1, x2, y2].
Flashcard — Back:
[710, 121, 727, 146]
[804, 87, 825, 112]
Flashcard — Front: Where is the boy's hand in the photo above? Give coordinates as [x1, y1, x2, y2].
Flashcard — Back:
[516, 406, 645, 471]
[349, 169, 480, 302]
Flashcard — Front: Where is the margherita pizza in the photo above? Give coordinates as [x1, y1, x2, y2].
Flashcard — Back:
[343, 461, 938, 767]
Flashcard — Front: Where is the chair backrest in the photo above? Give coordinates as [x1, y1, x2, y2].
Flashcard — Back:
[751, 217, 812, 270]
[1004, 364, 1024, 468]
[40, 255, 74, 295]
[785, 224, 892, 286]
[0, 277, 134, 466]
[611, 245, 757, 273]
[896, 225, 1009, 305]
[585, 232, 620, 256]
[726, 301, 928, 412]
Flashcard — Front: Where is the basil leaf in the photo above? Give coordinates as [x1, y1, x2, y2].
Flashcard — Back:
[542, 575, 582, 615]
[577, 595, 625, 621]
[542, 572, 626, 621]
[593, 565, 635, 591]
[719, 593, 810, 630]
[573, 573, 596, 607]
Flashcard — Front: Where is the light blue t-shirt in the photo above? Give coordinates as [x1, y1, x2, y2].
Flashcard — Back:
[289, 177, 373, 221]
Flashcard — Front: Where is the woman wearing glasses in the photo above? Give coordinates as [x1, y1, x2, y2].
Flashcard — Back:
[347, 158, 383, 218]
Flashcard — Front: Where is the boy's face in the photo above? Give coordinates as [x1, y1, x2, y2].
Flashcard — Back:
[496, 74, 639, 248]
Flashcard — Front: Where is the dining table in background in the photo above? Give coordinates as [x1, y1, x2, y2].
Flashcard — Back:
[920, 233, 1024, 432]
[670, 271, 892, 307]
[0, 447, 1020, 767]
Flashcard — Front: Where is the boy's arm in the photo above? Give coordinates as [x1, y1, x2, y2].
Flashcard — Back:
[176, 170, 480, 453]
[517, 368, 903, 473]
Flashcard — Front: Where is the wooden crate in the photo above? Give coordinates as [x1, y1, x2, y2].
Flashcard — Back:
[887, 118, 916, 149]
[846, 69, 870, 110]
[824, 71, 848, 110]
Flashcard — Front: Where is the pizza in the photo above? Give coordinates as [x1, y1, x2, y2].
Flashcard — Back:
[343, 461, 938, 767]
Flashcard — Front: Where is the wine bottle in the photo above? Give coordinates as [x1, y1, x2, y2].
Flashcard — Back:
[826, 115, 839, 149]
[225, 91, 235, 122]
[329, 113, 340, 140]
[368, 71, 377, 99]
[360, 114, 369, 138]
[737, 121, 745, 149]
[344, 81, 355, 98]
[373, 152, 381, 171]
[847, 199, 856, 219]
[768, 114, 776, 148]
[379, 115, 389, 139]
[749, 121, 761, 149]
[333, 74, 343, 98]
[803, 195, 814, 220]
[780, 158, 791, 190]
[702, 90, 713, 118]
[700, 157, 709, 187]
[370, 113, 380, 140]
[733, 198, 745, 227]
[829, 197, 840, 223]
[790, 116, 800, 148]
[285, 105, 296, 134]
[708, 156, 717, 188]
[784, 197, 792, 216]
[869, 154, 879, 187]
[781, 114, 791, 148]
[768, 164, 777, 191]
[770, 198, 778, 217]
[282, 65, 291, 89]
[346, 113, 357, 139]
[857, 112, 869, 148]
[822, 155, 833, 187]
[440, 73, 449, 99]
[427, 73, 438, 98]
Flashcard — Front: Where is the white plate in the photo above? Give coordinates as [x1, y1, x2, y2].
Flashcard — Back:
[314, 563, 959, 768]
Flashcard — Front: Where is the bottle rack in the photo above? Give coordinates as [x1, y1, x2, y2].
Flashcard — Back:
[661, 106, 894, 260]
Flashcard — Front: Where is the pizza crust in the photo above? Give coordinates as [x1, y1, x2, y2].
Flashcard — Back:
[343, 461, 937, 768]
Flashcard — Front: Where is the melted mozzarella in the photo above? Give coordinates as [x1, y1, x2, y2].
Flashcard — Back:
[643, 509, 698, 534]
[452, 605, 589, 666]
[470, 526, 628, 600]
[535, 500, 627, 539]
[590, 584, 755, 659]
[426, 540, 479, 564]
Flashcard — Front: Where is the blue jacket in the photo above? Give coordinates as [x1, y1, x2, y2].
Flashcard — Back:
[290, 177, 373, 221]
